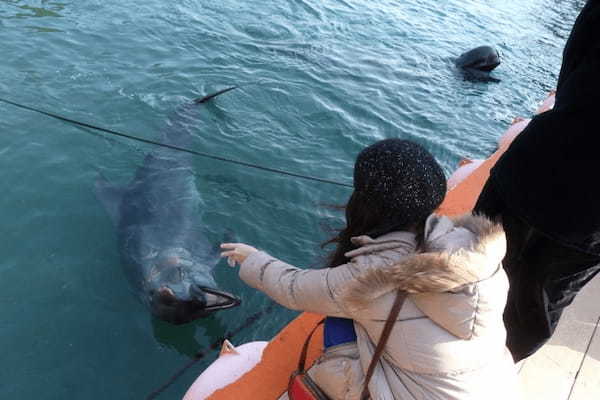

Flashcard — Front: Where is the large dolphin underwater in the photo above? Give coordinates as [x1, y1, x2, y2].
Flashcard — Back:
[455, 45, 501, 82]
[95, 87, 241, 325]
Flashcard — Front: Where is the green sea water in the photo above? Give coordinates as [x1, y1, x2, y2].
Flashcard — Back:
[0, 0, 583, 398]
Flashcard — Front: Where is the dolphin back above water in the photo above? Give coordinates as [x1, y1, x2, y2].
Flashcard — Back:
[95, 88, 240, 324]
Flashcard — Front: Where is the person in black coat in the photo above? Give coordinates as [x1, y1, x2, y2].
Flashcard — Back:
[474, 0, 600, 362]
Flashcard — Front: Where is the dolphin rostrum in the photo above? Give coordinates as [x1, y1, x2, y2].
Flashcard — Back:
[95, 87, 240, 325]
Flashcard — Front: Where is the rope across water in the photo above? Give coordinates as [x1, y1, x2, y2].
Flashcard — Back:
[0, 95, 353, 188]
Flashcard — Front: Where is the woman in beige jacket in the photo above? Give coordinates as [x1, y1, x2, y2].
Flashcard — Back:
[222, 139, 519, 399]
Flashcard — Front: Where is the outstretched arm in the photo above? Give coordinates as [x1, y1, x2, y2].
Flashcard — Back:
[220, 243, 364, 317]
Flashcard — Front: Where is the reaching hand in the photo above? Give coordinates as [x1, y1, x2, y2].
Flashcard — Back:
[220, 243, 258, 267]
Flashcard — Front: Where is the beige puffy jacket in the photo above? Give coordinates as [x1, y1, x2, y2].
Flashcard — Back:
[239, 214, 519, 400]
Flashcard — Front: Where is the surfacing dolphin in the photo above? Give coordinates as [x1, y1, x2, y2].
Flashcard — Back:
[455, 45, 501, 83]
[95, 87, 240, 325]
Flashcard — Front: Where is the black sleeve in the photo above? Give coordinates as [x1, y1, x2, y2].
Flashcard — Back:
[555, 0, 600, 110]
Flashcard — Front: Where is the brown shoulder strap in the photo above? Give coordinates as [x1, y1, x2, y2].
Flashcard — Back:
[297, 319, 325, 372]
[361, 290, 407, 400]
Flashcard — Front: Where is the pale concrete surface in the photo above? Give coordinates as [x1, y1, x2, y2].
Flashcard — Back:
[518, 273, 600, 399]
[569, 324, 600, 400]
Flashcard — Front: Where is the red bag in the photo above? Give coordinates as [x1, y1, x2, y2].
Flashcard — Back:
[287, 320, 331, 400]
[288, 291, 407, 400]
[288, 371, 331, 400]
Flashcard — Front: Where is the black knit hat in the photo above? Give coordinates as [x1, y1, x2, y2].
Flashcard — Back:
[353, 139, 446, 227]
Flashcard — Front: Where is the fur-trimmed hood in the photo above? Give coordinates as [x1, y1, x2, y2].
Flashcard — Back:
[342, 213, 506, 311]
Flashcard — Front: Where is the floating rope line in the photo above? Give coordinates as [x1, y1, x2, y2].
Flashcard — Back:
[145, 303, 276, 400]
[0, 96, 353, 188]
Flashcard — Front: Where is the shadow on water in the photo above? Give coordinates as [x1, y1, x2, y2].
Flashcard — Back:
[0, 1, 67, 19]
[1, 1, 68, 33]
[151, 313, 227, 358]
[23, 25, 62, 32]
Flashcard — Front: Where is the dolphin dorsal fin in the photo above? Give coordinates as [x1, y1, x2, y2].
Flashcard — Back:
[94, 175, 126, 225]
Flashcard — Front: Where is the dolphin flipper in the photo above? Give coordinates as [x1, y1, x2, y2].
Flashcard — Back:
[95, 175, 126, 225]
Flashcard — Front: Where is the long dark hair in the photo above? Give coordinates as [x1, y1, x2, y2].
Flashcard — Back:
[322, 190, 425, 268]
